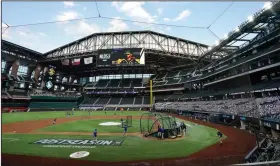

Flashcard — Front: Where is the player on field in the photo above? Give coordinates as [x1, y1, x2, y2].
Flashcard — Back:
[181, 122, 187, 136]
[217, 131, 223, 145]
[93, 129, 98, 141]
[157, 125, 161, 138]
[123, 125, 127, 136]
[53, 118, 57, 125]
[161, 127, 165, 139]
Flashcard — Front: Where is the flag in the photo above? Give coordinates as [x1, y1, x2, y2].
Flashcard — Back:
[72, 58, 80, 65]
[61, 59, 69, 65]
[84, 57, 93, 65]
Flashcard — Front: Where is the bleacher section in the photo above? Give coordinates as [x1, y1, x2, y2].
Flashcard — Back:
[1, 91, 10, 99]
[166, 78, 180, 85]
[143, 96, 150, 104]
[134, 97, 143, 105]
[155, 96, 280, 122]
[8, 90, 30, 100]
[95, 79, 109, 88]
[95, 98, 110, 105]
[120, 98, 134, 105]
[82, 97, 98, 105]
[108, 97, 121, 104]
[107, 79, 121, 88]
[30, 93, 80, 100]
[131, 79, 143, 87]
[165, 71, 178, 78]
[119, 79, 131, 87]
[154, 73, 166, 80]
[246, 138, 280, 163]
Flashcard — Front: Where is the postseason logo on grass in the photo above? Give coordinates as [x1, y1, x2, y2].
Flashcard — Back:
[31, 139, 124, 146]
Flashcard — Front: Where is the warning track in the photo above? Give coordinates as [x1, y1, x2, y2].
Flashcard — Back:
[2, 114, 256, 166]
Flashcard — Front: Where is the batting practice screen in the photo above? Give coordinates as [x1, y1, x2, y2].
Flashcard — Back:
[122, 116, 132, 128]
[97, 48, 145, 67]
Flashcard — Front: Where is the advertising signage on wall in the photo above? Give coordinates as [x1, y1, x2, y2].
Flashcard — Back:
[240, 116, 246, 121]
[222, 114, 232, 119]
[97, 48, 145, 67]
[262, 120, 280, 130]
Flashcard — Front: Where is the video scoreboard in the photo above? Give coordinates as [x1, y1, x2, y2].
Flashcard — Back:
[97, 48, 145, 67]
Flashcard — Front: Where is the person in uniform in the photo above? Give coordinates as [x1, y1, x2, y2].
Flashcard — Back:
[93, 129, 98, 141]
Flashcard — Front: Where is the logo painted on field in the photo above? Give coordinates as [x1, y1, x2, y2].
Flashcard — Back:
[30, 139, 124, 146]
[70, 151, 90, 158]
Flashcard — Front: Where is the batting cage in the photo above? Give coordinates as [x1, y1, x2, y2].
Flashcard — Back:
[140, 112, 163, 134]
[140, 112, 183, 139]
[121, 116, 132, 128]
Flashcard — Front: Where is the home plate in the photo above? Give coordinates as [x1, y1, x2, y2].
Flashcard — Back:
[99, 122, 121, 126]
[70, 151, 89, 158]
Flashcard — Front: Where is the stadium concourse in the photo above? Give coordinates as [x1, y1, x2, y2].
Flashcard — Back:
[2, 1, 280, 166]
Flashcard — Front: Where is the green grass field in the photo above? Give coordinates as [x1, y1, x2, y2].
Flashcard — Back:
[38, 118, 145, 133]
[2, 111, 144, 124]
[2, 111, 222, 162]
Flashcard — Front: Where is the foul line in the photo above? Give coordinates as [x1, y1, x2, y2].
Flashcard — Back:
[2, 138, 19, 142]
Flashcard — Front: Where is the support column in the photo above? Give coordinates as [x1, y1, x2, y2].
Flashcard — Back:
[259, 120, 266, 133]
[41, 66, 49, 89]
[11, 60, 20, 76]
[4, 61, 13, 74]
[34, 64, 43, 83]
[26, 66, 36, 89]
[271, 128, 280, 138]
[240, 120, 246, 130]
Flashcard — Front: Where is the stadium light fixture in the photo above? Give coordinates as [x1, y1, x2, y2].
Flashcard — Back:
[208, 46, 212, 51]
[263, 2, 272, 10]
[248, 15, 254, 22]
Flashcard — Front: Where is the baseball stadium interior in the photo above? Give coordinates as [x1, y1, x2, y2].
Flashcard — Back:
[1, 1, 280, 166]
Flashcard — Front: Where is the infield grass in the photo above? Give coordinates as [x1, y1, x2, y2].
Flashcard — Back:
[2, 111, 223, 162]
[38, 119, 146, 133]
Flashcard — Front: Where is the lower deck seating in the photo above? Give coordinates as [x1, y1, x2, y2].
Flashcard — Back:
[108, 98, 121, 104]
[143, 97, 150, 104]
[82, 97, 98, 104]
[95, 98, 110, 105]
[104, 107, 116, 110]
[120, 98, 134, 104]
[134, 97, 143, 104]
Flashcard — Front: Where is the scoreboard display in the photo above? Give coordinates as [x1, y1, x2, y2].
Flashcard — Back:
[43, 65, 56, 90]
[97, 48, 145, 67]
